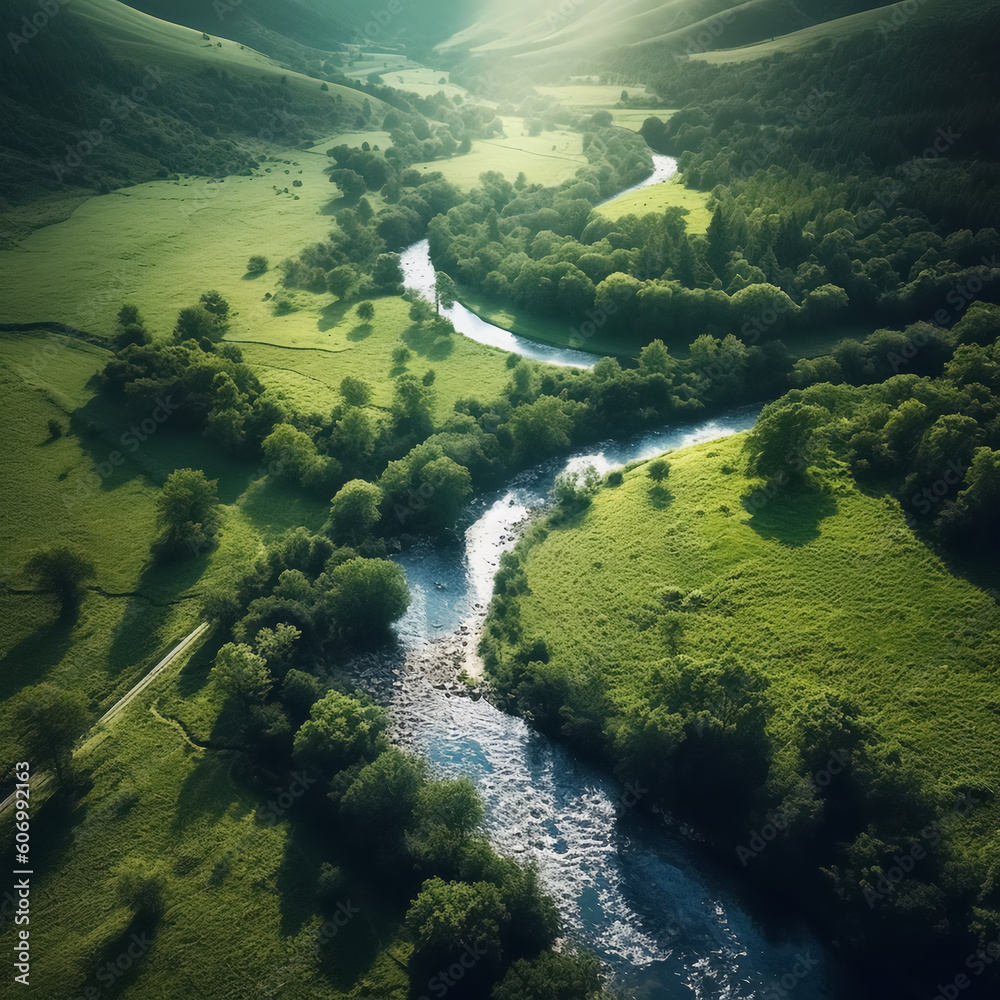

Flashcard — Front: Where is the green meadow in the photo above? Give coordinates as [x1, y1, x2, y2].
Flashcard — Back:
[503, 433, 1000, 856]
[598, 175, 713, 232]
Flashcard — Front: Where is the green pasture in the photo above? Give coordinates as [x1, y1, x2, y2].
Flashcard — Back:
[598, 175, 713, 232]
[504, 434, 1000, 857]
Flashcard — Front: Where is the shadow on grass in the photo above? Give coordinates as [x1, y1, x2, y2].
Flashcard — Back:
[648, 483, 674, 510]
[318, 300, 354, 333]
[71, 911, 161, 1000]
[347, 322, 373, 342]
[239, 476, 328, 538]
[742, 487, 838, 547]
[402, 322, 454, 362]
[0, 604, 74, 701]
[270, 802, 394, 991]
[171, 752, 251, 833]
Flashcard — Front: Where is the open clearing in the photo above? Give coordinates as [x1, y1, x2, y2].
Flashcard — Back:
[509, 434, 1000, 861]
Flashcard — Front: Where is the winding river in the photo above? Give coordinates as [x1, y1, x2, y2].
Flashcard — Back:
[399, 153, 681, 370]
[344, 203, 846, 998]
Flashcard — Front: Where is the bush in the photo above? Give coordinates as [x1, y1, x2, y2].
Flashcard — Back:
[246, 254, 269, 274]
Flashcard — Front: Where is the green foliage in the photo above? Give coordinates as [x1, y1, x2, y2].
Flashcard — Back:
[339, 375, 373, 407]
[339, 746, 428, 842]
[9, 682, 88, 786]
[646, 457, 671, 483]
[491, 950, 605, 1000]
[292, 689, 388, 773]
[406, 878, 508, 996]
[211, 642, 273, 703]
[327, 479, 384, 546]
[154, 468, 219, 556]
[321, 557, 410, 637]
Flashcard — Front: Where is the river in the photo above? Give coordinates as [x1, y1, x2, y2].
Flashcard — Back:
[345, 425, 844, 998]
[399, 154, 681, 370]
[353, 162, 846, 999]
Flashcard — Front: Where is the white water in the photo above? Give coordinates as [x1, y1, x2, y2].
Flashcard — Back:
[346, 411, 843, 999]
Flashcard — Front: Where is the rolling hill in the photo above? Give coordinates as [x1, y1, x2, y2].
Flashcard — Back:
[0, 0, 380, 217]
[437, 0, 907, 60]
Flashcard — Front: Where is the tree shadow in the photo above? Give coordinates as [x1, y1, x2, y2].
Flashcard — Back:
[742, 487, 838, 547]
[241, 270, 267, 281]
[648, 483, 674, 509]
[318, 300, 353, 333]
[171, 752, 250, 833]
[402, 322, 454, 361]
[0, 606, 75, 701]
[347, 323, 373, 342]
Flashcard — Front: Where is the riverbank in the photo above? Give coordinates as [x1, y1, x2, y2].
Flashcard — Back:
[479, 430, 1000, 998]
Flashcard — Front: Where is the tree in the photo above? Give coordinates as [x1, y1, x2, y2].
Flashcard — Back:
[246, 255, 269, 274]
[321, 557, 410, 637]
[11, 683, 88, 786]
[326, 263, 361, 300]
[253, 623, 302, 679]
[647, 457, 671, 483]
[706, 206, 734, 281]
[742, 402, 829, 486]
[327, 480, 383, 545]
[328, 167, 366, 203]
[356, 300, 375, 323]
[392, 343, 412, 367]
[507, 396, 578, 463]
[435, 271, 457, 314]
[406, 878, 508, 997]
[372, 252, 404, 293]
[408, 295, 435, 325]
[24, 544, 95, 613]
[292, 690, 388, 773]
[114, 303, 150, 350]
[211, 642, 273, 702]
[155, 468, 219, 554]
[491, 950, 604, 1000]
[339, 375, 372, 407]
[340, 746, 428, 842]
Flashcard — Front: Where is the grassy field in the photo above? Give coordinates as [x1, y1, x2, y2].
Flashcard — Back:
[501, 433, 1000, 856]
[6, 652, 410, 1000]
[598, 174, 713, 232]
[230, 294, 514, 422]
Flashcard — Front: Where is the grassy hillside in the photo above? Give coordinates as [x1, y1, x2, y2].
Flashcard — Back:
[0, 0, 377, 213]
[481, 428, 1000, 992]
[691, 0, 1000, 63]
[437, 0, 886, 60]
[508, 433, 1000, 805]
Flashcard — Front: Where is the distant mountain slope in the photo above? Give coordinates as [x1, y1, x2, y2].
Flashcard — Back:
[0, 0, 378, 212]
[688, 0, 999, 62]
[121, 0, 486, 58]
[437, 0, 894, 59]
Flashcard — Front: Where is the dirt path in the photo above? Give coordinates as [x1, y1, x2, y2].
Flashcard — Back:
[0, 622, 211, 819]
